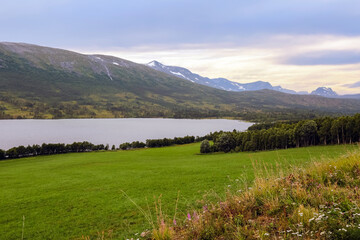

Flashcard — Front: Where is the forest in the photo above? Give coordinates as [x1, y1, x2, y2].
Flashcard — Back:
[201, 114, 360, 153]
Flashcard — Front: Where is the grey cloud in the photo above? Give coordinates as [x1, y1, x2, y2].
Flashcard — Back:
[1, 0, 360, 48]
[343, 81, 360, 88]
[282, 51, 360, 65]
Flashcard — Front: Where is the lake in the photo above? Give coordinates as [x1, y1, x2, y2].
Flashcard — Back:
[0, 118, 253, 150]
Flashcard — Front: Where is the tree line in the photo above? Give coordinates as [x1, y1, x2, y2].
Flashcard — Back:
[119, 135, 207, 150]
[0, 142, 108, 160]
[200, 114, 360, 153]
[0, 135, 204, 161]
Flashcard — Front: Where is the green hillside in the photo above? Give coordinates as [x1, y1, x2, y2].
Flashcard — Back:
[1, 42, 360, 121]
[0, 143, 357, 239]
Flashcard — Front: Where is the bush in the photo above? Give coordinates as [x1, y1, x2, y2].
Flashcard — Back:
[0, 149, 5, 160]
[131, 141, 146, 149]
[146, 136, 196, 148]
[214, 133, 235, 153]
[6, 147, 18, 158]
[119, 142, 131, 150]
[200, 140, 211, 154]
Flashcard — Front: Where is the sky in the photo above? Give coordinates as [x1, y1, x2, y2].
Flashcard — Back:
[1, 0, 360, 94]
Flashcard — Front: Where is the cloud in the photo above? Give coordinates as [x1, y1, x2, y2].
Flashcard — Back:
[79, 41, 360, 95]
[343, 81, 360, 88]
[282, 50, 360, 65]
[1, 0, 360, 48]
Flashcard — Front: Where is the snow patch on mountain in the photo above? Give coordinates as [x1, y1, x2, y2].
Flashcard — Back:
[89, 55, 113, 81]
[311, 87, 338, 97]
[103, 64, 113, 81]
[148, 61, 157, 67]
[146, 60, 301, 95]
[170, 71, 186, 78]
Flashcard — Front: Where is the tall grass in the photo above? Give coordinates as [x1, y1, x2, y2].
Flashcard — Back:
[150, 148, 360, 239]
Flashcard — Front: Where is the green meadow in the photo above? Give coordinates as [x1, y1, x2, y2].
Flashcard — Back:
[0, 143, 358, 239]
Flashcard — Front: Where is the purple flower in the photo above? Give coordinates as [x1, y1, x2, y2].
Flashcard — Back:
[173, 219, 177, 225]
[187, 213, 191, 221]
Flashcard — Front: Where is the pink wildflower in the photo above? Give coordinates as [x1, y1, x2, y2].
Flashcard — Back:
[193, 211, 199, 220]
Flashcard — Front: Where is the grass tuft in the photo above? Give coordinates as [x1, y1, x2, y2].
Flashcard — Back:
[152, 150, 360, 239]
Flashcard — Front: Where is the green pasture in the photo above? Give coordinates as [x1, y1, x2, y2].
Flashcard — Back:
[0, 143, 357, 239]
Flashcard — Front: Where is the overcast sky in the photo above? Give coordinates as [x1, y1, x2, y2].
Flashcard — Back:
[1, 0, 360, 94]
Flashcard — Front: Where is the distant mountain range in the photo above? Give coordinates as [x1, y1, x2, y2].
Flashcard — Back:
[146, 61, 360, 99]
[147, 60, 296, 94]
[1, 42, 360, 122]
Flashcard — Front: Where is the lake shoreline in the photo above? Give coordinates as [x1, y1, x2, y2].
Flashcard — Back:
[0, 118, 253, 150]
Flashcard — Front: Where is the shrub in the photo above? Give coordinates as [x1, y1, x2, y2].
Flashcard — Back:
[214, 133, 235, 153]
[131, 141, 146, 149]
[0, 149, 5, 160]
[119, 142, 131, 150]
[200, 140, 211, 154]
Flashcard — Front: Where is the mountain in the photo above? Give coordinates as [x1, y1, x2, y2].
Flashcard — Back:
[311, 87, 338, 97]
[1, 42, 360, 122]
[309, 87, 360, 99]
[147, 61, 360, 99]
[146, 60, 296, 94]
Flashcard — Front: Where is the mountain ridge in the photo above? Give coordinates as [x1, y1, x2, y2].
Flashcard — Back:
[146, 60, 360, 99]
[1, 42, 360, 122]
[146, 60, 297, 94]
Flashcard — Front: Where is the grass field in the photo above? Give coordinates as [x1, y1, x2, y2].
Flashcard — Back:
[0, 143, 358, 239]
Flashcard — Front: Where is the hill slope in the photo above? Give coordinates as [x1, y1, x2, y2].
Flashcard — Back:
[1, 42, 360, 121]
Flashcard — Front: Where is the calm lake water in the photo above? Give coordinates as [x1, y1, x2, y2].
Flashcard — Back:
[0, 118, 253, 150]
